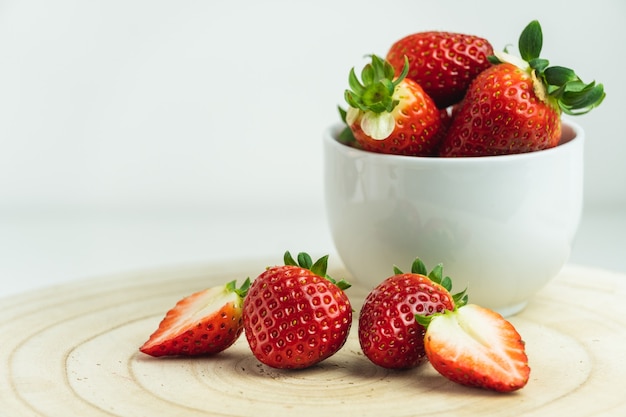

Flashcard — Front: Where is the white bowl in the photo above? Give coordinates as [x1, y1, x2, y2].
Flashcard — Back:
[324, 120, 583, 316]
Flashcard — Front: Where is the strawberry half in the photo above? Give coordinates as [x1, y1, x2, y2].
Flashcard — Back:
[140, 279, 250, 357]
[243, 251, 352, 369]
[358, 258, 466, 369]
[439, 20, 605, 157]
[417, 304, 531, 392]
[339, 54, 445, 156]
[386, 31, 494, 109]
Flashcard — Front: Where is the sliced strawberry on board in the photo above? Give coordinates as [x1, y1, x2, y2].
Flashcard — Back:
[417, 303, 531, 392]
[140, 279, 250, 357]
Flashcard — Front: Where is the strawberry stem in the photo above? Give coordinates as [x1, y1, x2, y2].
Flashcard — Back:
[227, 278, 251, 298]
[518, 20, 542, 62]
[453, 288, 469, 307]
[415, 311, 435, 328]
[310, 255, 328, 277]
[283, 251, 351, 290]
[344, 54, 408, 114]
[394, 257, 468, 308]
[489, 19, 605, 116]
[411, 258, 428, 275]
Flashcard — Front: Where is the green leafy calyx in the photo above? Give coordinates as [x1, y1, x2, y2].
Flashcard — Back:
[283, 251, 351, 290]
[344, 54, 408, 114]
[489, 20, 605, 115]
[394, 257, 468, 307]
[226, 278, 251, 299]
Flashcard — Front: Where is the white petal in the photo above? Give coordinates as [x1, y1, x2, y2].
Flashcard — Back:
[493, 50, 530, 72]
[345, 106, 361, 126]
[360, 112, 395, 140]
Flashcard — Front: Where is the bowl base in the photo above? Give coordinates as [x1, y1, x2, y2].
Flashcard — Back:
[494, 301, 528, 317]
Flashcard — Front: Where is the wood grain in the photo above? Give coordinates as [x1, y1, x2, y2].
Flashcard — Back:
[1, 261, 625, 416]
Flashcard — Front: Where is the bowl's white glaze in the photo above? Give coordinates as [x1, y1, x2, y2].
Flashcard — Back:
[324, 121, 584, 316]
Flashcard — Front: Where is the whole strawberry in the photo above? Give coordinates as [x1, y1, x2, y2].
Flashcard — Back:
[340, 54, 445, 156]
[439, 20, 605, 157]
[243, 252, 352, 369]
[417, 304, 531, 392]
[358, 258, 466, 369]
[386, 31, 494, 109]
[140, 279, 250, 357]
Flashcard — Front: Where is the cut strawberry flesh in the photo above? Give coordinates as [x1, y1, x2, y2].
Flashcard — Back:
[140, 285, 243, 356]
[425, 304, 530, 392]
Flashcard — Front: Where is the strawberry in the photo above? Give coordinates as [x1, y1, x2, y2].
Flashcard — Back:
[242, 251, 352, 369]
[386, 31, 494, 109]
[416, 304, 531, 392]
[358, 258, 466, 369]
[439, 20, 605, 157]
[339, 54, 444, 156]
[140, 279, 250, 357]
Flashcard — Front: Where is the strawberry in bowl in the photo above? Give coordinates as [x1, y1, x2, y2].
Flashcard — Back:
[339, 54, 446, 156]
[326, 20, 603, 315]
[439, 20, 605, 157]
[386, 30, 494, 109]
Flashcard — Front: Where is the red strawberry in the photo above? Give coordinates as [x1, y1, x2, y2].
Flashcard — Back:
[140, 279, 250, 357]
[339, 54, 444, 156]
[243, 252, 352, 369]
[439, 20, 605, 157]
[358, 258, 466, 369]
[386, 31, 494, 109]
[417, 303, 531, 392]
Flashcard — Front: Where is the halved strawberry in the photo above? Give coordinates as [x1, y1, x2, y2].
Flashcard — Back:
[417, 304, 530, 392]
[140, 279, 250, 357]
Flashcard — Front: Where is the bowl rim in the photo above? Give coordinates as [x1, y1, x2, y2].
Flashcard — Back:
[324, 118, 584, 164]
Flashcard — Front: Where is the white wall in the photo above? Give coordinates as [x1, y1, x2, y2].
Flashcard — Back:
[1, 0, 623, 212]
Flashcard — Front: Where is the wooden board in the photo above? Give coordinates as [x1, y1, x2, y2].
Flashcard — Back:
[1, 260, 625, 416]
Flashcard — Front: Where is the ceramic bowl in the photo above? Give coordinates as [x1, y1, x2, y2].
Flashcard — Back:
[323, 120, 583, 316]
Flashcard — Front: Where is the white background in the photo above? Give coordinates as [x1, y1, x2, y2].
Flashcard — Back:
[1, 0, 625, 297]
